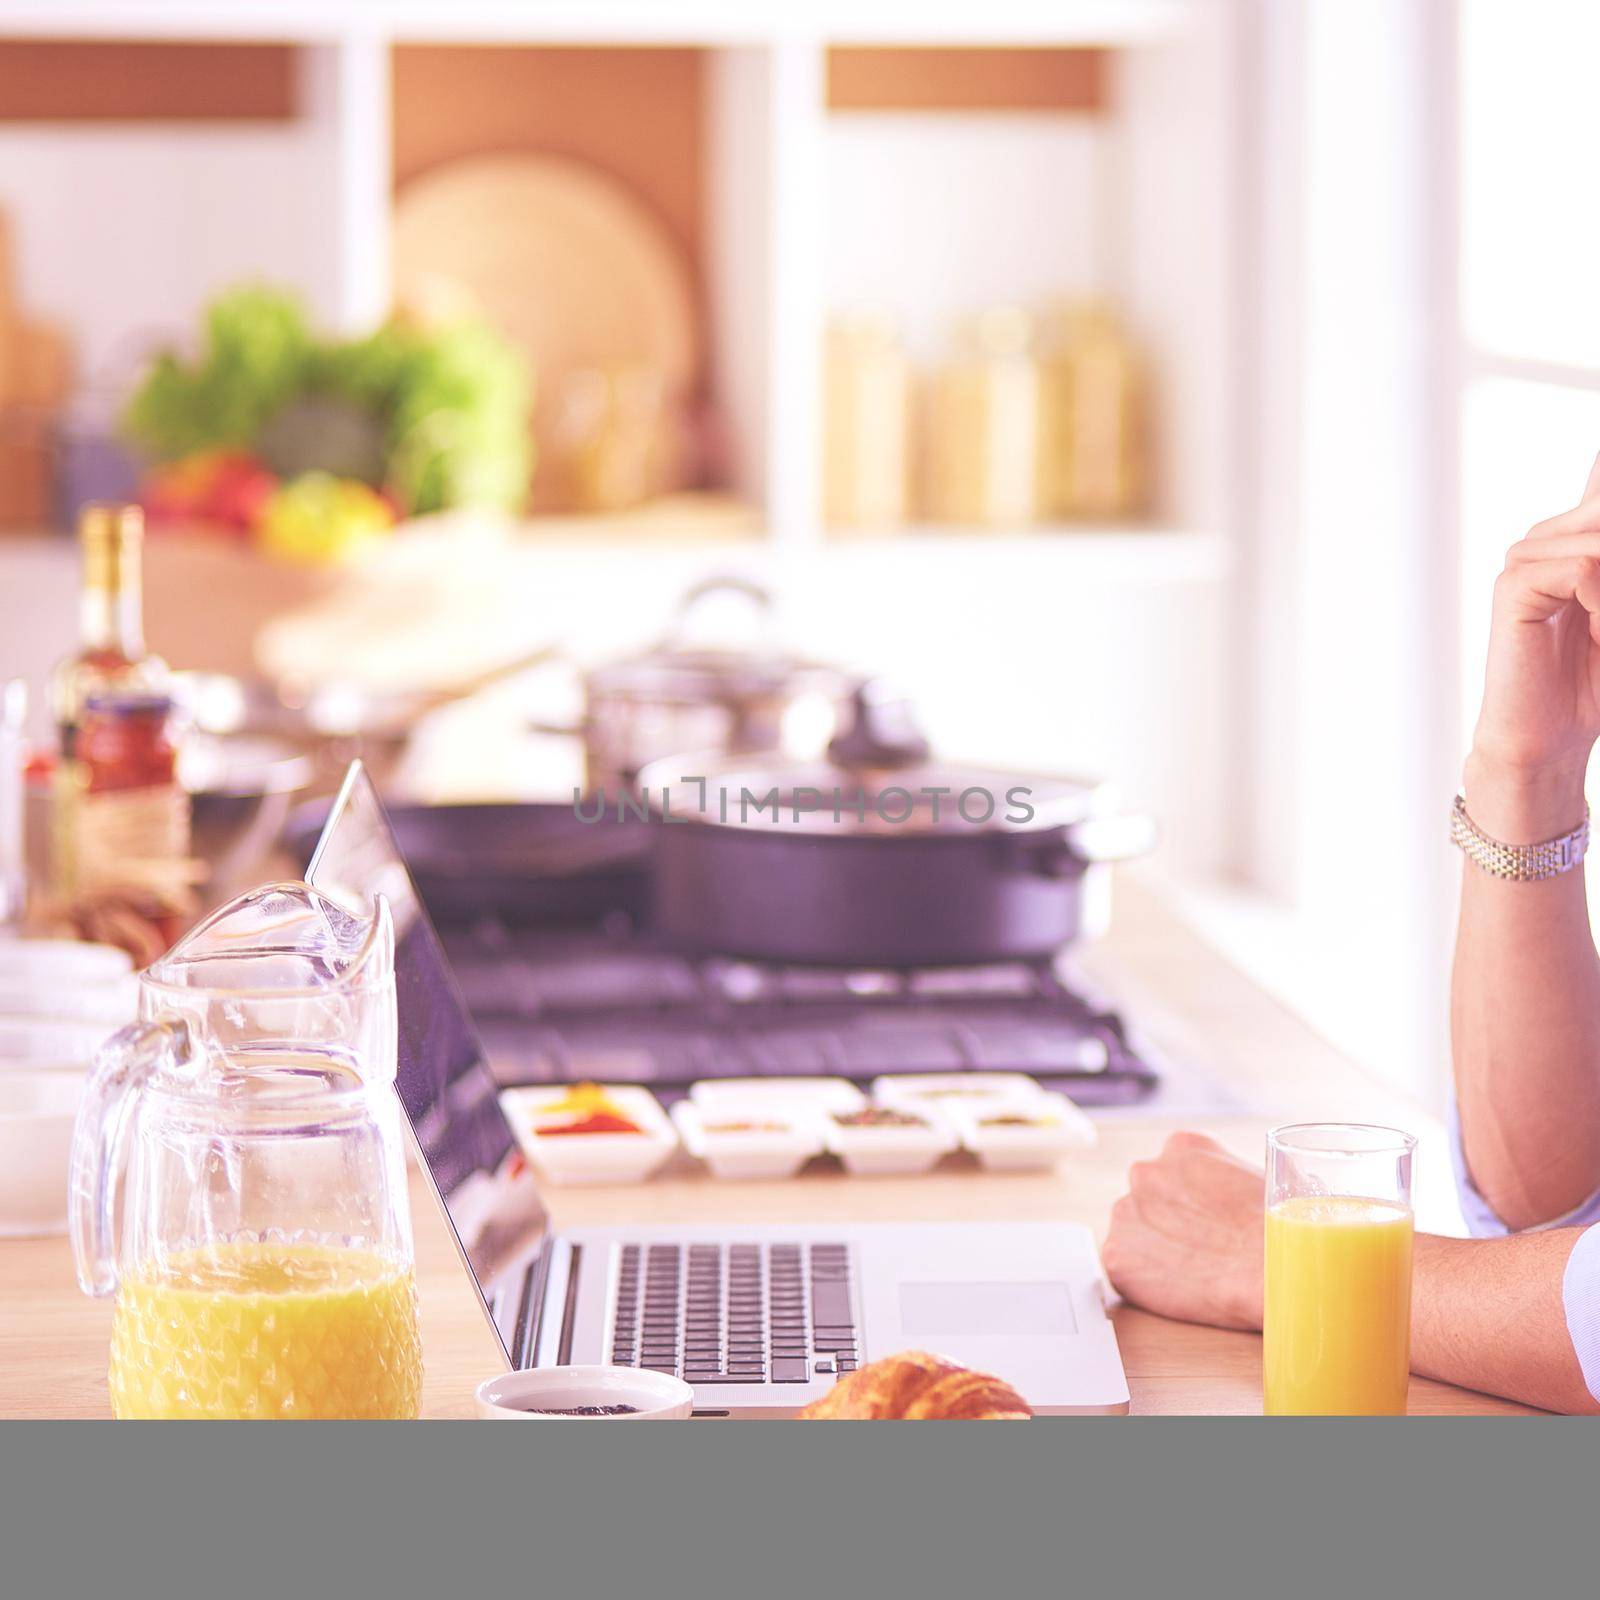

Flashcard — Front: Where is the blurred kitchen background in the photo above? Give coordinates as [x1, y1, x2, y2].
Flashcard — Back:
[0, 1, 1588, 1116]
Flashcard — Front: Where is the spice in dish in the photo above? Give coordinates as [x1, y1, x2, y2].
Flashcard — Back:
[533, 1082, 644, 1137]
[702, 1119, 791, 1135]
[832, 1107, 928, 1129]
[538, 1112, 644, 1136]
[978, 1113, 1062, 1129]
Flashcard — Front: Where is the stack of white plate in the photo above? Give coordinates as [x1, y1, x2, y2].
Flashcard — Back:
[0, 940, 137, 1238]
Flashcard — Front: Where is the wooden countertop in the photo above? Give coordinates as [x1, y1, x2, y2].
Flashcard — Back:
[0, 875, 1538, 1417]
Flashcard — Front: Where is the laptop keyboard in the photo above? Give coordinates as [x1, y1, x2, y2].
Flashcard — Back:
[609, 1241, 859, 1385]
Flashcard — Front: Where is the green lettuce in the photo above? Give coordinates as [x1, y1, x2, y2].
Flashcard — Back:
[121, 285, 533, 515]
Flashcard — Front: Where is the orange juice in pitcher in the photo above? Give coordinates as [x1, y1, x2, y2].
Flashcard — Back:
[109, 1240, 421, 1420]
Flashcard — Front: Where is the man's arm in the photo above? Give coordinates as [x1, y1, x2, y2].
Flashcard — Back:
[1410, 1228, 1596, 1414]
[1451, 458, 1600, 1228]
[1452, 757, 1600, 1231]
[1103, 1133, 1600, 1414]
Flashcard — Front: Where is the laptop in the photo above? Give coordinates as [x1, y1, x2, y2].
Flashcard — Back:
[307, 763, 1130, 1416]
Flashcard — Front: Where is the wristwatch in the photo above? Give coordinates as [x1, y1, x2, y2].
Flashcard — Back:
[1450, 793, 1591, 881]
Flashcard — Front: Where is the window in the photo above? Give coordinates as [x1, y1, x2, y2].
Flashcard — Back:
[1458, 2, 1600, 751]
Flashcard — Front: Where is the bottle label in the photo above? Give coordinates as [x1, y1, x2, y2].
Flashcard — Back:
[71, 782, 196, 908]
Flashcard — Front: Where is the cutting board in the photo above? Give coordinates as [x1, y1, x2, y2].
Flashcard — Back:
[0, 205, 73, 530]
[392, 153, 700, 510]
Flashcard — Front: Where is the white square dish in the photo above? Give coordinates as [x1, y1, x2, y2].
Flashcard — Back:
[689, 1077, 866, 1117]
[0, 1015, 117, 1074]
[870, 1073, 1045, 1115]
[0, 1071, 83, 1237]
[0, 939, 137, 1027]
[671, 1100, 823, 1181]
[822, 1106, 959, 1176]
[500, 1085, 678, 1186]
[944, 1092, 1098, 1171]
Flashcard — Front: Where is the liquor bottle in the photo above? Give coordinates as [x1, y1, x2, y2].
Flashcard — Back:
[50, 503, 191, 926]
[50, 503, 167, 758]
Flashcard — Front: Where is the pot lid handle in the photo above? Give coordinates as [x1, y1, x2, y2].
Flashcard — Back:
[827, 680, 932, 770]
[661, 574, 774, 645]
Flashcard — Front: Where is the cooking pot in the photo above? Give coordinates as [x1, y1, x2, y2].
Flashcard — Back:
[173, 647, 559, 794]
[534, 576, 849, 795]
[635, 683, 1154, 968]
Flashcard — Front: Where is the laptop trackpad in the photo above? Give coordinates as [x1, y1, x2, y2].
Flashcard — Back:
[899, 1281, 1078, 1337]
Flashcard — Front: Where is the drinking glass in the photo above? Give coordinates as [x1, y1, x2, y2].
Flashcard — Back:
[1263, 1122, 1417, 1416]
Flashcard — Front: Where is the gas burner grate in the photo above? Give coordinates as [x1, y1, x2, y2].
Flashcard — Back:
[442, 919, 1161, 1107]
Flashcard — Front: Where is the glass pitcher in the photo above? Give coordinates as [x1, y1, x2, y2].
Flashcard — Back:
[69, 882, 422, 1418]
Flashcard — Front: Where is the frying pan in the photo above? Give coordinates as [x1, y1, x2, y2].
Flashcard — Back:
[286, 799, 651, 928]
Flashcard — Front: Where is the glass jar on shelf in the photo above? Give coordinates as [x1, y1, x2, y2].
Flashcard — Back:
[64, 689, 197, 947]
[1038, 299, 1150, 521]
[922, 307, 1041, 530]
[824, 312, 912, 534]
[552, 363, 683, 514]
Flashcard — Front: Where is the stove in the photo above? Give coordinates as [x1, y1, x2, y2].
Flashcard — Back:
[439, 911, 1170, 1108]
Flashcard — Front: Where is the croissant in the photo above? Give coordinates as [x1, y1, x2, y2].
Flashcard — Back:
[798, 1350, 1032, 1419]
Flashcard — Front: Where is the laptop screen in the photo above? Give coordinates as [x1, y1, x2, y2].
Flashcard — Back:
[305, 762, 548, 1362]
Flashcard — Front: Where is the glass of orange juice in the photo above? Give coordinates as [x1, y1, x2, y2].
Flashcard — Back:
[1263, 1123, 1417, 1416]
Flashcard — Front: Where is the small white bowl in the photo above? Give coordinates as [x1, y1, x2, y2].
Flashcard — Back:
[0, 940, 136, 1028]
[944, 1092, 1098, 1171]
[0, 939, 132, 985]
[475, 1365, 694, 1419]
[672, 1100, 823, 1181]
[823, 1106, 959, 1176]
[689, 1077, 865, 1117]
[0, 1071, 83, 1237]
[501, 1085, 678, 1186]
[0, 973, 137, 1026]
[871, 1073, 1046, 1114]
[0, 1015, 115, 1073]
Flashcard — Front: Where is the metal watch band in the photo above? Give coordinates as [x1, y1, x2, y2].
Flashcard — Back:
[1450, 794, 1591, 882]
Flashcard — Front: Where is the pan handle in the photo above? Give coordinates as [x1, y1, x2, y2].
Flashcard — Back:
[1016, 815, 1157, 878]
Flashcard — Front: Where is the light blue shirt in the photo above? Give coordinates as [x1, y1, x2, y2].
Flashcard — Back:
[1449, 1104, 1600, 1402]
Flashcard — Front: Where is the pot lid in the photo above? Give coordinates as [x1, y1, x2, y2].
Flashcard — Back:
[585, 575, 843, 704]
[637, 683, 1102, 835]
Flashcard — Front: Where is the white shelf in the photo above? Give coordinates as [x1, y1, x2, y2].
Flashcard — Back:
[494, 522, 1227, 585]
[0, 1, 1191, 48]
[0, 2, 1230, 578]
[821, 528, 1231, 582]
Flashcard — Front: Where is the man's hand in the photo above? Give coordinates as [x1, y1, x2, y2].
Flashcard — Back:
[1102, 1131, 1265, 1332]
[1468, 451, 1600, 839]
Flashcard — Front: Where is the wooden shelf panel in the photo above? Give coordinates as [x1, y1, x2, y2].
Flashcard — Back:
[827, 46, 1106, 114]
[0, 39, 296, 121]
[0, 2, 1190, 49]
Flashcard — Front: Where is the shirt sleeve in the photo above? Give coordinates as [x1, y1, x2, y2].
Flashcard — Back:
[1449, 1100, 1600, 1236]
[1448, 1101, 1512, 1238]
[1452, 1102, 1600, 1403]
[1563, 1225, 1600, 1404]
